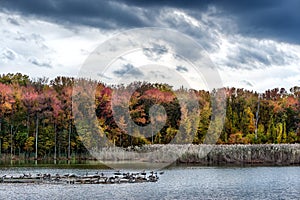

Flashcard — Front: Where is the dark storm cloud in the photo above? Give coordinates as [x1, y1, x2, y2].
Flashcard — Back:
[115, 0, 211, 9]
[113, 64, 143, 77]
[0, 0, 147, 30]
[1, 0, 299, 44]
[216, 0, 300, 44]
[119, 0, 300, 44]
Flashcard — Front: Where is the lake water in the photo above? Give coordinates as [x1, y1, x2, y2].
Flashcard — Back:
[0, 166, 299, 199]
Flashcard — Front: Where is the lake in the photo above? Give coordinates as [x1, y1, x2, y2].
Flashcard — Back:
[0, 166, 299, 199]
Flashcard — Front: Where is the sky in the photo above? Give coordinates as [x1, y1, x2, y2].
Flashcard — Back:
[0, 0, 300, 92]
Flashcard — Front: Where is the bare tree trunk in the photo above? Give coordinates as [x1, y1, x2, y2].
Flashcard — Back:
[130, 123, 132, 147]
[10, 125, 13, 160]
[255, 95, 260, 140]
[151, 125, 153, 145]
[0, 119, 2, 157]
[68, 121, 71, 160]
[35, 114, 39, 162]
[54, 123, 57, 164]
[27, 113, 30, 138]
[58, 138, 61, 159]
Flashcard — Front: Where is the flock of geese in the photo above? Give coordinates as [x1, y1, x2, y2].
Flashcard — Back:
[1, 170, 164, 184]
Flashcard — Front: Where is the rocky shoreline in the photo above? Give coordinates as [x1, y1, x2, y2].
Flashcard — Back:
[0, 171, 162, 184]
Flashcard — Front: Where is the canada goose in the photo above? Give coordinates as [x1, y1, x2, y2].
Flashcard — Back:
[1, 175, 5, 183]
[114, 170, 122, 175]
[69, 174, 76, 178]
[23, 173, 31, 178]
[108, 177, 115, 183]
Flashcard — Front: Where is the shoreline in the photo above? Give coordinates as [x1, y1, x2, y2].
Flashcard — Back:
[1, 144, 299, 167]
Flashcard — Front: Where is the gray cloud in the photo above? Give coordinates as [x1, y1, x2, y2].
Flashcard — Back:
[149, 71, 166, 79]
[15, 35, 27, 42]
[226, 47, 272, 69]
[143, 43, 168, 61]
[7, 17, 20, 26]
[242, 80, 253, 87]
[97, 73, 112, 80]
[14, 32, 45, 43]
[219, 36, 300, 70]
[113, 63, 143, 77]
[28, 57, 52, 68]
[1, 48, 16, 61]
[176, 66, 188, 73]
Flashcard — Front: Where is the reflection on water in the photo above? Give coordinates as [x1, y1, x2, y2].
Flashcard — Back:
[0, 166, 299, 200]
[0, 160, 175, 170]
[0, 159, 109, 169]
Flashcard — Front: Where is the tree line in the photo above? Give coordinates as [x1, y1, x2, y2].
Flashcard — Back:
[0, 73, 299, 160]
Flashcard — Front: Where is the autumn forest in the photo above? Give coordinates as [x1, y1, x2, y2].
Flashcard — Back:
[0, 73, 299, 160]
